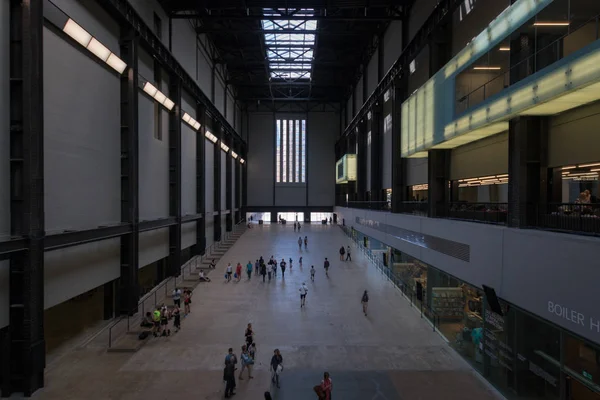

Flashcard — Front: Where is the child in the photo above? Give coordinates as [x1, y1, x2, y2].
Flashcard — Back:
[248, 342, 256, 360]
[310, 265, 315, 281]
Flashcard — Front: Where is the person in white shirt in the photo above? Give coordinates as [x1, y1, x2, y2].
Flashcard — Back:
[299, 282, 308, 308]
[310, 266, 315, 282]
[226, 263, 233, 282]
[199, 270, 210, 282]
[172, 288, 182, 307]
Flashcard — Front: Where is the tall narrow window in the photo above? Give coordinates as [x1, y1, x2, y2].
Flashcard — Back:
[276, 118, 306, 183]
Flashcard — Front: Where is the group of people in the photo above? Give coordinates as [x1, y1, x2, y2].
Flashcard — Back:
[339, 245, 351, 261]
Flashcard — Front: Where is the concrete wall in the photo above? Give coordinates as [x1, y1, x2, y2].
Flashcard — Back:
[247, 113, 274, 206]
[408, 0, 440, 43]
[227, 94, 235, 127]
[181, 93, 197, 250]
[367, 48, 378, 95]
[0, 0, 9, 241]
[355, 77, 364, 108]
[450, 132, 508, 180]
[220, 150, 226, 210]
[205, 140, 215, 247]
[215, 77, 225, 115]
[128, 0, 169, 46]
[383, 21, 403, 75]
[549, 101, 600, 167]
[197, 35, 213, 99]
[406, 158, 428, 186]
[307, 112, 338, 206]
[335, 206, 600, 345]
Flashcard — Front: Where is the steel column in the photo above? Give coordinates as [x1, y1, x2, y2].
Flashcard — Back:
[194, 105, 207, 255]
[391, 75, 408, 212]
[214, 125, 222, 242]
[370, 103, 383, 201]
[427, 150, 451, 218]
[241, 144, 248, 214]
[225, 139, 233, 231]
[168, 76, 182, 277]
[117, 29, 140, 316]
[234, 143, 241, 223]
[4, 0, 45, 396]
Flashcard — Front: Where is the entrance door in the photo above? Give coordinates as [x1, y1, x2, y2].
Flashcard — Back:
[566, 376, 600, 400]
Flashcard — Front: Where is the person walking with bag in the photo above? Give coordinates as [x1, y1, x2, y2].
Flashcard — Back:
[339, 246, 345, 261]
[346, 246, 352, 261]
[270, 349, 283, 388]
[238, 344, 254, 380]
[280, 259, 287, 279]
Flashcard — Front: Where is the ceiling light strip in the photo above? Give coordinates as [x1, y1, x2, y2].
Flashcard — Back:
[143, 82, 175, 111]
[63, 19, 127, 74]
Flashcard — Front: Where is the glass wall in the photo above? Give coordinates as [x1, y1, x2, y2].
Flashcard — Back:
[310, 212, 333, 222]
[354, 230, 600, 400]
[277, 212, 304, 222]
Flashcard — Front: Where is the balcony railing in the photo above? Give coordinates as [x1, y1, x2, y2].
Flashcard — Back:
[344, 201, 391, 211]
[440, 202, 509, 225]
[398, 201, 428, 216]
[536, 203, 600, 236]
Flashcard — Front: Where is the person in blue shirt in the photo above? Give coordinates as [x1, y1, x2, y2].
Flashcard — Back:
[246, 261, 253, 280]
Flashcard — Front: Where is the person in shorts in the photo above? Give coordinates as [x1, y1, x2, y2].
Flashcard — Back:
[299, 282, 308, 308]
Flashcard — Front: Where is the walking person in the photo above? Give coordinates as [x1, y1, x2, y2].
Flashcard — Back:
[299, 282, 308, 308]
[324, 258, 330, 277]
[270, 349, 283, 389]
[304, 236, 308, 249]
[298, 236, 302, 250]
[297, 222, 301, 231]
[310, 265, 315, 282]
[183, 289, 192, 315]
[289, 257, 293, 270]
[280, 258, 286, 279]
[261, 262, 267, 282]
[299, 256, 303, 268]
[245, 323, 254, 347]
[346, 246, 352, 261]
[339, 246, 345, 261]
[255, 259, 260, 275]
[238, 345, 254, 380]
[361, 290, 369, 316]
[224, 348, 237, 398]
[172, 305, 181, 332]
[293, 222, 297, 231]
[247, 260, 253, 280]
[272, 262, 278, 278]
[226, 263, 233, 282]
[267, 263, 272, 282]
[235, 262, 243, 282]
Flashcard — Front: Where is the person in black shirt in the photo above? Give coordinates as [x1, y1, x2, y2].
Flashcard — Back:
[280, 259, 287, 279]
[270, 349, 283, 388]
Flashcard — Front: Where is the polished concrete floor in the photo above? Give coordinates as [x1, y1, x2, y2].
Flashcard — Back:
[34, 223, 503, 400]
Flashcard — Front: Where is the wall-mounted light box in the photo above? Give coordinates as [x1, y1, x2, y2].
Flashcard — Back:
[220, 142, 230, 153]
[143, 82, 174, 110]
[62, 19, 127, 74]
[240, 158, 245, 164]
[205, 130, 218, 143]
[231, 151, 238, 159]
[182, 112, 201, 130]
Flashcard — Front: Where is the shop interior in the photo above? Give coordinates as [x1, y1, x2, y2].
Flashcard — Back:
[408, 184, 428, 201]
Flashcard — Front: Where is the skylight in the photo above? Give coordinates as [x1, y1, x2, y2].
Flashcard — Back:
[262, 9, 317, 80]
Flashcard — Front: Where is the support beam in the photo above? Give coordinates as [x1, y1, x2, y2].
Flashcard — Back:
[174, 14, 404, 21]
[225, 140, 233, 231]
[3, 0, 45, 396]
[214, 125, 222, 242]
[194, 105, 207, 255]
[427, 150, 451, 218]
[117, 28, 140, 316]
[168, 77, 182, 277]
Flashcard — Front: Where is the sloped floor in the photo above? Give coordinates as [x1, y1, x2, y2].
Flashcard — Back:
[33, 223, 502, 400]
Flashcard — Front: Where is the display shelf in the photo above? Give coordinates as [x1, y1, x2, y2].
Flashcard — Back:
[432, 287, 464, 319]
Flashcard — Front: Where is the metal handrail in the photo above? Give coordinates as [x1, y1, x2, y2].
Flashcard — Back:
[339, 225, 439, 332]
[108, 219, 247, 347]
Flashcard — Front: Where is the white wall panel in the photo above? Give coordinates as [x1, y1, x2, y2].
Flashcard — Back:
[181, 222, 196, 250]
[406, 158, 428, 186]
[181, 123, 196, 216]
[383, 21, 403, 74]
[227, 94, 235, 126]
[197, 35, 212, 97]
[247, 113, 274, 206]
[0, 0, 9, 239]
[171, 19, 197, 83]
[450, 132, 508, 180]
[549, 102, 600, 167]
[139, 228, 169, 268]
[45, 239, 120, 309]
[215, 77, 225, 115]
[307, 112, 338, 206]
[205, 141, 215, 213]
[44, 27, 120, 231]
[367, 48, 378, 95]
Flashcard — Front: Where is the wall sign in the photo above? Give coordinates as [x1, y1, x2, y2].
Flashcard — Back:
[548, 301, 600, 335]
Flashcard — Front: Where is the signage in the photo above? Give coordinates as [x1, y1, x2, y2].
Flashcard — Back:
[547, 301, 600, 335]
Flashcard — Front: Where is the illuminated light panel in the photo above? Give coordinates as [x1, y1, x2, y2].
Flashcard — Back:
[231, 151, 238, 159]
[220, 142, 230, 153]
[182, 113, 192, 123]
[412, 184, 429, 191]
[499, 47, 510, 51]
[580, 163, 600, 168]
[87, 38, 111, 61]
[240, 159, 245, 164]
[154, 91, 167, 104]
[106, 53, 127, 74]
[181, 112, 201, 131]
[63, 19, 92, 47]
[205, 131, 218, 143]
[143, 82, 158, 97]
[473, 66, 501, 70]
[533, 21, 570, 26]
[562, 166, 576, 170]
[193, 121, 201, 130]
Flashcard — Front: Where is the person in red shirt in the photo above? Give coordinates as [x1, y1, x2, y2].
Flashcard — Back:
[321, 372, 332, 400]
[235, 263, 243, 282]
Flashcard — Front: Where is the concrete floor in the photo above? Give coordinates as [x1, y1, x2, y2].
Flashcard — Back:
[34, 224, 503, 400]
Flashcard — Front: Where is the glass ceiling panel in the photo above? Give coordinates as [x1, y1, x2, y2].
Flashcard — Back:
[262, 8, 317, 80]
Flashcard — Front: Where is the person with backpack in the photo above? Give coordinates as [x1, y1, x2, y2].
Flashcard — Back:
[239, 344, 254, 380]
[270, 349, 283, 388]
[339, 246, 345, 261]
[361, 290, 369, 316]
[324, 258, 330, 277]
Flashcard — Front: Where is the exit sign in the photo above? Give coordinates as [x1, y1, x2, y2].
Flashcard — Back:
[583, 370, 593, 380]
